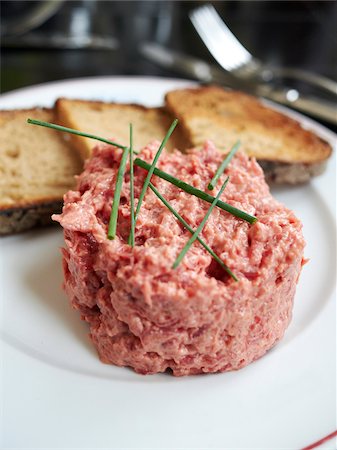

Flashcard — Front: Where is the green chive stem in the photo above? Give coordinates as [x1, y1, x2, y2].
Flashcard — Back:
[108, 146, 130, 240]
[129, 124, 135, 247]
[27, 118, 128, 151]
[173, 177, 230, 269]
[208, 140, 241, 190]
[133, 119, 178, 223]
[149, 183, 237, 281]
[127, 118, 179, 245]
[134, 158, 257, 224]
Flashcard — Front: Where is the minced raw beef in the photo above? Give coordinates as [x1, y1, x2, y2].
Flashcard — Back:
[53, 140, 305, 376]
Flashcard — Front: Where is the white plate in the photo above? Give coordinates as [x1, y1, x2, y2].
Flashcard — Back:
[1, 77, 336, 450]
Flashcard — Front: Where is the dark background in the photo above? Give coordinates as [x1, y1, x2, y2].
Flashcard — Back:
[1, 0, 336, 128]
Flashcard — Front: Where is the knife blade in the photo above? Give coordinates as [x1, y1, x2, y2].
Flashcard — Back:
[140, 42, 337, 125]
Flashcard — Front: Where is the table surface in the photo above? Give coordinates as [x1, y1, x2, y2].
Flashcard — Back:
[1, 0, 336, 131]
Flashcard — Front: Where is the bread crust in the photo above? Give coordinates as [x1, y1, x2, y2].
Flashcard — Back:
[0, 200, 62, 235]
[259, 159, 327, 184]
[0, 107, 52, 121]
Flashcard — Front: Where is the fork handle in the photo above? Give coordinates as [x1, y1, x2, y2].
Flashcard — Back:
[261, 67, 337, 96]
[257, 85, 337, 125]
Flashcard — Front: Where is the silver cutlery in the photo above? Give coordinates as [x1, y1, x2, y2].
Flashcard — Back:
[189, 4, 337, 97]
[3, 33, 119, 50]
[140, 42, 337, 125]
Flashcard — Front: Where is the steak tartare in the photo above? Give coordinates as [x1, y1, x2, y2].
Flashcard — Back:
[54, 140, 305, 376]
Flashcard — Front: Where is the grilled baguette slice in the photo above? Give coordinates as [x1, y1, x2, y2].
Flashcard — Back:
[55, 98, 188, 160]
[165, 86, 332, 183]
[0, 108, 82, 235]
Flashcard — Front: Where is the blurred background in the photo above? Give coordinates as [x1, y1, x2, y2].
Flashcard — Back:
[1, 0, 336, 127]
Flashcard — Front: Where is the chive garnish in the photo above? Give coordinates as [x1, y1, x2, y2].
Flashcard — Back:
[27, 118, 127, 151]
[208, 140, 241, 190]
[134, 158, 257, 224]
[108, 146, 130, 240]
[149, 183, 237, 281]
[127, 118, 178, 244]
[173, 177, 230, 269]
[134, 119, 178, 222]
[129, 124, 135, 247]
[28, 117, 256, 249]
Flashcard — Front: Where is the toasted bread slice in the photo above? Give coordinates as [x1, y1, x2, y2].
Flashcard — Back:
[0, 108, 82, 235]
[165, 86, 332, 183]
[55, 98, 188, 160]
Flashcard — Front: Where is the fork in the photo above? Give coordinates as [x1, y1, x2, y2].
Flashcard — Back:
[189, 4, 337, 97]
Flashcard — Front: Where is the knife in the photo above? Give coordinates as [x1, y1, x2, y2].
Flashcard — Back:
[140, 42, 337, 125]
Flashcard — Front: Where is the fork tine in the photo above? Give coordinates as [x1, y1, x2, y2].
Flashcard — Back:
[190, 4, 253, 71]
[204, 6, 252, 59]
